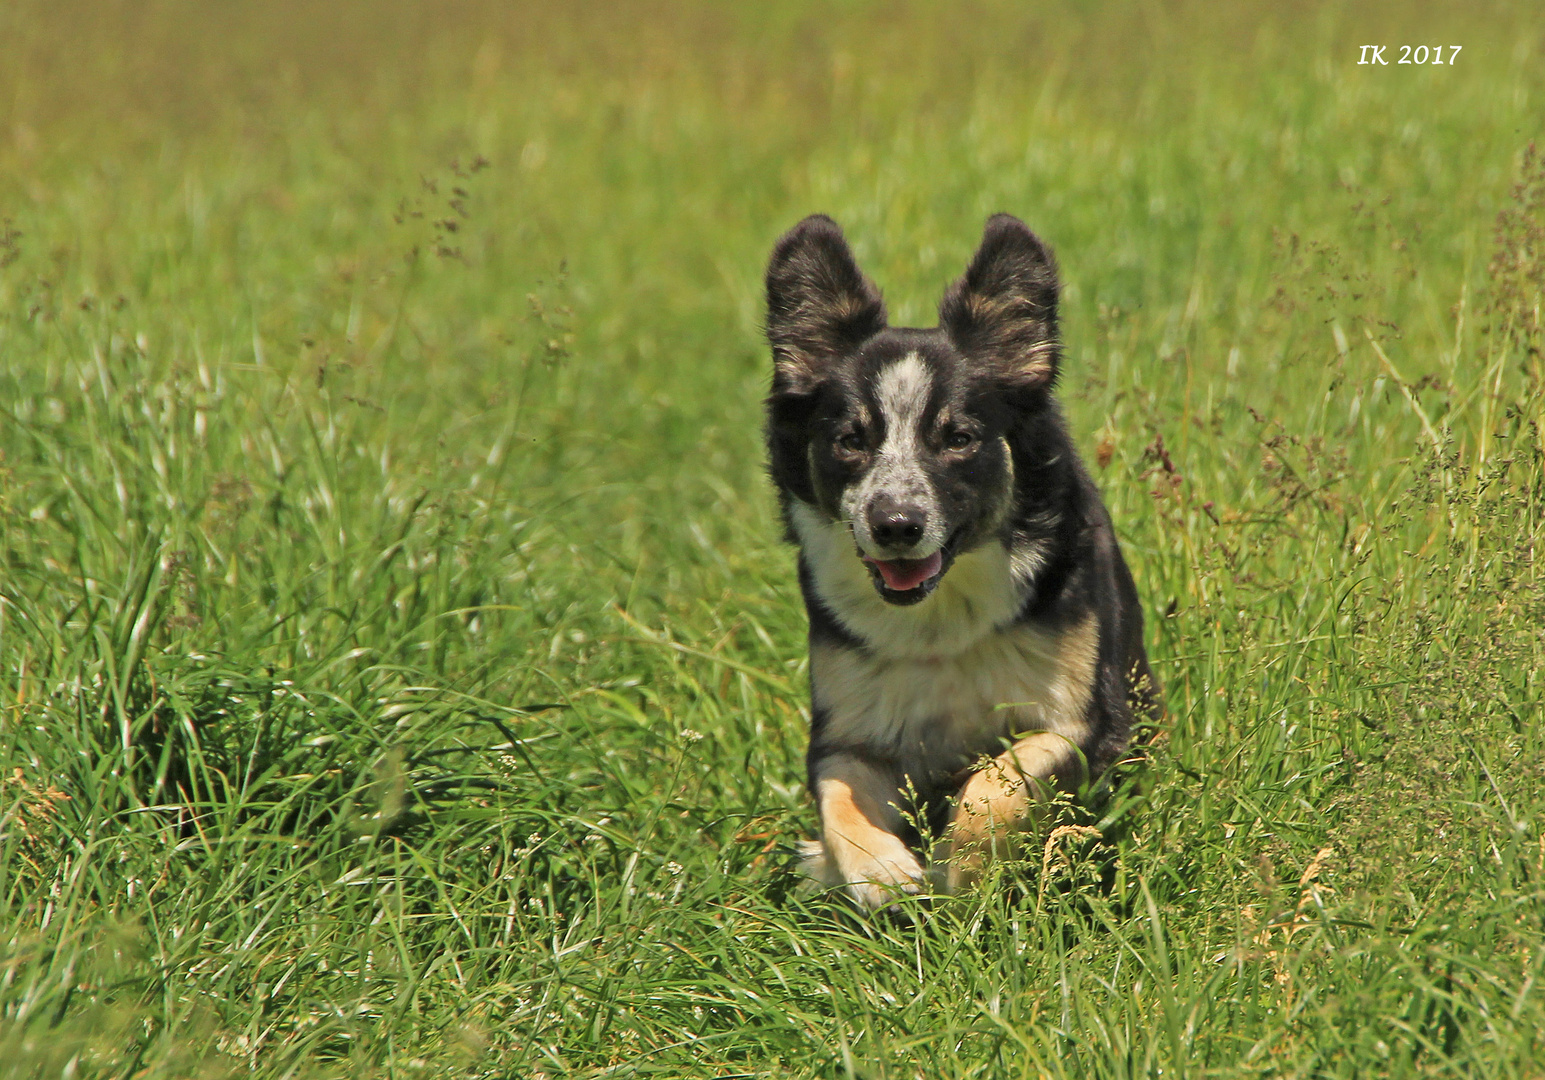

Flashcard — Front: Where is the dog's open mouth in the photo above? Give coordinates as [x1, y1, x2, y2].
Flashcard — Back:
[861, 548, 952, 605]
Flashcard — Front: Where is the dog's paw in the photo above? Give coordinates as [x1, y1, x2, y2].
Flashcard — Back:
[837, 851, 927, 911]
[796, 837, 927, 912]
[794, 839, 841, 891]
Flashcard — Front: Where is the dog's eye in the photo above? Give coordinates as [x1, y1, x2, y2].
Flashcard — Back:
[835, 431, 866, 455]
[944, 429, 976, 452]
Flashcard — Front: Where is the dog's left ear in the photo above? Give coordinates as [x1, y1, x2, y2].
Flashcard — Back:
[765, 215, 887, 395]
[939, 214, 1060, 388]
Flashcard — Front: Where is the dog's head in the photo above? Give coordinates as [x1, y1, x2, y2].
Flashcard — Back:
[765, 214, 1061, 606]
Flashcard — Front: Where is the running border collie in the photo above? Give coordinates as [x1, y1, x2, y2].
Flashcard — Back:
[764, 213, 1159, 909]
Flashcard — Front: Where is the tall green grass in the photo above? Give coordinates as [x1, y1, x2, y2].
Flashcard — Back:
[1, 1, 1543, 1075]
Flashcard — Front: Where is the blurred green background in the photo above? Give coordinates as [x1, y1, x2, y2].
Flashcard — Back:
[1, 2, 1543, 1076]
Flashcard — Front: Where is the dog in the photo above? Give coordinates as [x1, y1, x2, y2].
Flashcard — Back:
[763, 213, 1159, 909]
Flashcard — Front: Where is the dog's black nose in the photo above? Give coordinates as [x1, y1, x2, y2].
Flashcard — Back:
[868, 500, 926, 549]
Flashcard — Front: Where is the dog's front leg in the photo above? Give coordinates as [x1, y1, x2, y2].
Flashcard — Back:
[941, 732, 1084, 891]
[805, 752, 925, 910]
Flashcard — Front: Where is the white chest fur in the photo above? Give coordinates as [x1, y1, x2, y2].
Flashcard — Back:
[789, 499, 1041, 659]
[792, 500, 1096, 777]
[810, 618, 1096, 779]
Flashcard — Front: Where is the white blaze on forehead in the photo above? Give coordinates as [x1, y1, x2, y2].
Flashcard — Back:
[841, 353, 944, 555]
[874, 354, 932, 456]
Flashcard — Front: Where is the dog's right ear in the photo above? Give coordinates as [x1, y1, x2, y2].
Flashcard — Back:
[765, 215, 887, 395]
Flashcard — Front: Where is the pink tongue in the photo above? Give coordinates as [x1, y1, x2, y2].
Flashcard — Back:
[867, 551, 943, 592]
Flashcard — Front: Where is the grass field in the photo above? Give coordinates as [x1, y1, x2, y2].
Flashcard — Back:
[2, 1, 1544, 1075]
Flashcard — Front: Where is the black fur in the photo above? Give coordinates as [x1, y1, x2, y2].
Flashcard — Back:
[939, 213, 1062, 388]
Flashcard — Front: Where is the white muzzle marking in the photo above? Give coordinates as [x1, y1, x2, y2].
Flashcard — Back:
[841, 354, 944, 558]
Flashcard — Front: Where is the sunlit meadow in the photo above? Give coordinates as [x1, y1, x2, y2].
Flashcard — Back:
[1, 2, 1543, 1076]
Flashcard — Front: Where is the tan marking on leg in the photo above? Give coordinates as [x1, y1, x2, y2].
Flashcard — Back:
[811, 754, 925, 909]
[942, 731, 1085, 890]
[940, 614, 1100, 891]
